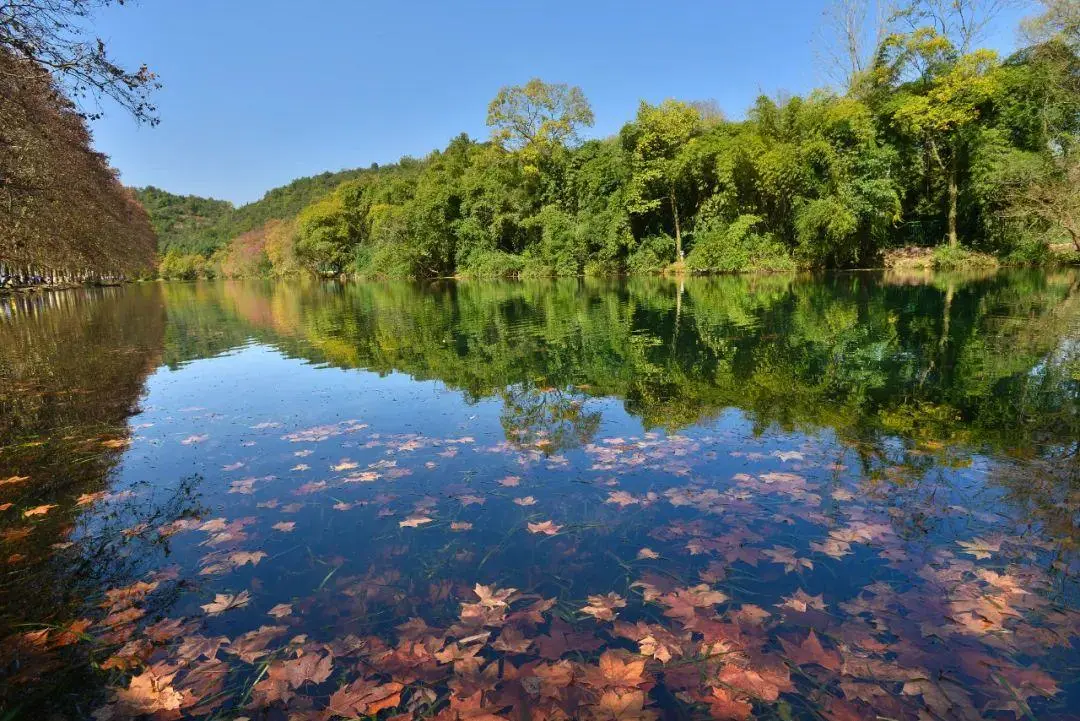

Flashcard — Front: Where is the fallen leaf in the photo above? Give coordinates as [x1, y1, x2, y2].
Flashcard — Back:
[581, 593, 627, 622]
[201, 591, 251, 616]
[528, 520, 562, 535]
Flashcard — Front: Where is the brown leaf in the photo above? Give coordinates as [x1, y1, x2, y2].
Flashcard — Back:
[267, 603, 293, 618]
[594, 688, 654, 720]
[200, 591, 251, 616]
[527, 520, 562, 535]
[581, 592, 627, 622]
[584, 650, 648, 689]
[113, 664, 184, 713]
[492, 627, 532, 653]
[326, 677, 404, 718]
[224, 625, 287, 663]
[780, 629, 841, 671]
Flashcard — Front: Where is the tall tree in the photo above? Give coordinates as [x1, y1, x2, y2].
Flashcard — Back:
[622, 100, 703, 261]
[875, 28, 999, 247]
[486, 79, 594, 153]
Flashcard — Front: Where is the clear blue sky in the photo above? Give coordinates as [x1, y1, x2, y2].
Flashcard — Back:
[87, 0, 1031, 205]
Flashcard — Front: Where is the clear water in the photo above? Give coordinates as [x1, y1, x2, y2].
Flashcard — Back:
[1, 272, 1078, 720]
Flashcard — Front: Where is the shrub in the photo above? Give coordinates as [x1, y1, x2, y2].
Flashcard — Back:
[457, 249, 525, 278]
[686, 215, 795, 273]
[931, 245, 999, 271]
[626, 234, 675, 274]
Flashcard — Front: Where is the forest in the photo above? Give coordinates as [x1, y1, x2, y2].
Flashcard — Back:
[151, 0, 1080, 280]
[0, 0, 159, 285]
[1, 0, 1078, 285]
[0, 46, 157, 285]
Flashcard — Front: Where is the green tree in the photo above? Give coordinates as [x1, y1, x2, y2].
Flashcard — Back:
[622, 100, 703, 261]
[874, 28, 999, 247]
[486, 78, 594, 153]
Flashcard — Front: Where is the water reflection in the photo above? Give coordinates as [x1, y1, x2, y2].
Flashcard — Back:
[0, 271, 1077, 719]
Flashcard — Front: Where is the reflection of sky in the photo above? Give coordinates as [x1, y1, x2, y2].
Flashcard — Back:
[85, 340, 1021, 617]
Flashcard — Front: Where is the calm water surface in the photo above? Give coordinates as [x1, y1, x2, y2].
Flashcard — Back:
[1, 272, 1078, 720]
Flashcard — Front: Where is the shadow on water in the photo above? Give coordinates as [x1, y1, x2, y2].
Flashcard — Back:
[0, 271, 1077, 719]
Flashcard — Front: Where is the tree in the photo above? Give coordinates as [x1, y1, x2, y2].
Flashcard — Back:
[1, 47, 156, 280]
[1005, 151, 1080, 250]
[875, 28, 999, 247]
[1022, 0, 1080, 48]
[905, 0, 1014, 53]
[819, 0, 904, 90]
[294, 186, 361, 274]
[0, 0, 160, 123]
[622, 100, 703, 261]
[486, 79, 594, 153]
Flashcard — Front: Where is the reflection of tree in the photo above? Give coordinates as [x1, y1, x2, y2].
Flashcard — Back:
[170, 272, 1080, 467]
[0, 284, 205, 711]
[500, 385, 601, 453]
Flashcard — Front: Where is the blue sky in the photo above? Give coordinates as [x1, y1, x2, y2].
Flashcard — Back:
[87, 0, 1032, 205]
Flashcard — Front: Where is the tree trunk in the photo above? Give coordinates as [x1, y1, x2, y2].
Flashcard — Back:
[947, 151, 959, 249]
[670, 186, 683, 261]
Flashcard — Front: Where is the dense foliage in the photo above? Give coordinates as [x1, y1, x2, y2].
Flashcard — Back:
[148, 2, 1079, 280]
[0, 48, 157, 282]
[1, 0, 159, 284]
[142, 168, 381, 260]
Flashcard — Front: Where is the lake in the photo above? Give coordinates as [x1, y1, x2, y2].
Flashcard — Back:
[1, 272, 1078, 720]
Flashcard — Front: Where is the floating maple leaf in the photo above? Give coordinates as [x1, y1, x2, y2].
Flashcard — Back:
[267, 603, 293, 618]
[200, 591, 251, 616]
[763, 545, 813, 573]
[474, 584, 517, 608]
[705, 686, 753, 720]
[22, 504, 56, 518]
[717, 664, 793, 702]
[513, 496, 537, 506]
[606, 490, 639, 508]
[180, 434, 209, 445]
[111, 664, 184, 714]
[779, 589, 826, 613]
[636, 548, 660, 560]
[326, 678, 404, 718]
[581, 592, 627, 622]
[583, 650, 647, 688]
[593, 688, 655, 720]
[498, 475, 521, 487]
[659, 584, 728, 621]
[957, 537, 1002, 560]
[780, 629, 841, 671]
[400, 515, 433, 528]
[272, 521, 295, 532]
[614, 620, 687, 663]
[451, 521, 473, 531]
[492, 626, 532, 653]
[528, 520, 562, 535]
[224, 625, 287, 663]
[251, 653, 334, 707]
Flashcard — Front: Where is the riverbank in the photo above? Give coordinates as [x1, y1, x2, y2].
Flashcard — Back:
[0, 281, 124, 296]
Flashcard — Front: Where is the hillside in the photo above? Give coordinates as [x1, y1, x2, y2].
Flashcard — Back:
[137, 167, 372, 255]
[134, 187, 234, 255]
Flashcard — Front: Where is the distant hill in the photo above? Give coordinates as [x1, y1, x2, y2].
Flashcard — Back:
[136, 167, 371, 255]
[134, 187, 234, 254]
